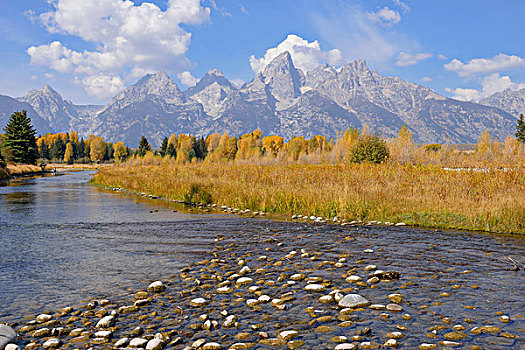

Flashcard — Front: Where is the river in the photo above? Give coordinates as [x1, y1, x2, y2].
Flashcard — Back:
[0, 171, 524, 349]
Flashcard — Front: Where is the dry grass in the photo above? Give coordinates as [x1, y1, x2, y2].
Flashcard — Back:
[92, 160, 525, 234]
[6, 164, 43, 177]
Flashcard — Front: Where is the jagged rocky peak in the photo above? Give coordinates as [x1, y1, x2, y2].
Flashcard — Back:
[306, 63, 338, 88]
[187, 69, 236, 96]
[111, 71, 183, 105]
[261, 51, 304, 109]
[22, 85, 63, 103]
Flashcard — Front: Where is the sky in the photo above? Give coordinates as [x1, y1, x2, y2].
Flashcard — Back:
[0, 0, 524, 105]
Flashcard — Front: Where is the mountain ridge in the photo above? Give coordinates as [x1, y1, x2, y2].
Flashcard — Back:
[0, 52, 521, 146]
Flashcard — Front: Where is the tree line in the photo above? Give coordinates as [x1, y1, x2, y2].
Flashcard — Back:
[1, 110, 525, 167]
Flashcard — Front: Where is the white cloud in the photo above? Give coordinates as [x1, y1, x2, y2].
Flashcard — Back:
[28, 0, 210, 98]
[249, 34, 344, 73]
[392, 0, 410, 13]
[44, 73, 55, 81]
[366, 7, 401, 26]
[444, 54, 525, 77]
[81, 74, 125, 99]
[177, 71, 200, 87]
[396, 52, 432, 66]
[447, 73, 525, 101]
[31, 75, 38, 80]
[310, 2, 416, 67]
[421, 77, 432, 82]
[438, 54, 447, 60]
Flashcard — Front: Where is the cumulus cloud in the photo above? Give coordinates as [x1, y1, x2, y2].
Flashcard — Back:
[366, 7, 401, 26]
[177, 71, 200, 87]
[396, 52, 432, 66]
[249, 34, 344, 74]
[444, 54, 525, 77]
[44, 73, 55, 81]
[438, 54, 447, 60]
[421, 77, 432, 82]
[81, 74, 125, 99]
[309, 1, 415, 67]
[447, 73, 525, 101]
[28, 0, 210, 98]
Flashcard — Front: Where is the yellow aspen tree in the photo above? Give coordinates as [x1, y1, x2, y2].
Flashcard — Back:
[113, 141, 127, 162]
[63, 143, 74, 164]
[90, 137, 106, 163]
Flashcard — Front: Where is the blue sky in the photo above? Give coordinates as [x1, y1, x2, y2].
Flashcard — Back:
[0, 0, 524, 105]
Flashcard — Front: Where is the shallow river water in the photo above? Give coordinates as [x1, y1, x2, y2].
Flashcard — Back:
[0, 171, 524, 349]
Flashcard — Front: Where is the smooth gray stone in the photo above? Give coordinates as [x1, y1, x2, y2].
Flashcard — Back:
[0, 325, 17, 350]
[338, 294, 370, 308]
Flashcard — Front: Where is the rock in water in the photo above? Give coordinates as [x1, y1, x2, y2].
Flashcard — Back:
[338, 294, 371, 308]
[147, 281, 165, 292]
[96, 315, 115, 328]
[0, 325, 17, 350]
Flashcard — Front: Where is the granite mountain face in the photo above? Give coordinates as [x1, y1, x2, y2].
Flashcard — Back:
[0, 51, 520, 146]
[479, 88, 525, 119]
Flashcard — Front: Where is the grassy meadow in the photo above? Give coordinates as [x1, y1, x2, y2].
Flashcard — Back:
[89, 128, 525, 234]
[92, 158, 525, 234]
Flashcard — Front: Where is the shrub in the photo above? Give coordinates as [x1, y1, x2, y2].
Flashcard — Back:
[425, 143, 442, 152]
[349, 135, 390, 163]
[183, 184, 213, 205]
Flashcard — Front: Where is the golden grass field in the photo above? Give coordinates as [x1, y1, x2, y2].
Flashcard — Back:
[5, 164, 43, 177]
[92, 158, 525, 234]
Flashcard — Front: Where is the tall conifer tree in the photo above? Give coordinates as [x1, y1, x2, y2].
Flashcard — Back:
[2, 110, 38, 164]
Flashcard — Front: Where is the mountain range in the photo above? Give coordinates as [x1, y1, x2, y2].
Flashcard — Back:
[0, 51, 523, 146]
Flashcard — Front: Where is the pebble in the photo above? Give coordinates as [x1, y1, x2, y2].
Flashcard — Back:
[334, 344, 356, 350]
[146, 338, 164, 350]
[278, 330, 298, 341]
[129, 337, 149, 347]
[304, 284, 326, 292]
[386, 304, 403, 312]
[42, 338, 61, 349]
[35, 314, 52, 323]
[96, 315, 115, 328]
[190, 297, 208, 307]
[114, 337, 129, 347]
[147, 281, 166, 292]
[338, 294, 370, 308]
[0, 325, 18, 349]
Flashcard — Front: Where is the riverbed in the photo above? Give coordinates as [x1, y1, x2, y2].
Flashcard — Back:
[0, 171, 524, 349]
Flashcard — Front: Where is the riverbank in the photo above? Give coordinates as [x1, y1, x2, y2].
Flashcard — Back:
[3, 164, 43, 178]
[92, 162, 525, 234]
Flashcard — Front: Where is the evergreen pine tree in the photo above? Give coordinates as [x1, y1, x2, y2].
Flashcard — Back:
[166, 143, 177, 158]
[39, 140, 50, 160]
[50, 136, 65, 161]
[193, 136, 208, 159]
[77, 138, 86, 159]
[2, 110, 38, 164]
[104, 142, 114, 161]
[516, 114, 525, 143]
[160, 137, 168, 157]
[137, 136, 151, 157]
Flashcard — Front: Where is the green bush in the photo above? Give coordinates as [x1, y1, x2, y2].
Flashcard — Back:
[425, 143, 442, 152]
[183, 184, 213, 205]
[349, 135, 389, 164]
